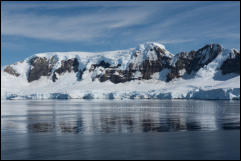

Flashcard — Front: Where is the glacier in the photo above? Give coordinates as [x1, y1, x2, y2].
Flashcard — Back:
[1, 42, 240, 100]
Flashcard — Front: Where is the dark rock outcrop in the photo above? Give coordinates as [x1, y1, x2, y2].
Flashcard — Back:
[55, 58, 79, 74]
[99, 69, 133, 83]
[140, 57, 171, 80]
[52, 58, 79, 82]
[28, 56, 80, 82]
[98, 45, 173, 83]
[52, 72, 58, 82]
[167, 44, 223, 81]
[167, 51, 196, 81]
[94, 60, 110, 69]
[28, 57, 57, 82]
[3, 66, 20, 77]
[220, 50, 240, 74]
[187, 44, 223, 73]
[89, 60, 111, 72]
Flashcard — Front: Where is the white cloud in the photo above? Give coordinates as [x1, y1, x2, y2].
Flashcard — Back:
[1, 4, 158, 41]
[132, 3, 240, 44]
[1, 1, 240, 46]
[158, 39, 195, 44]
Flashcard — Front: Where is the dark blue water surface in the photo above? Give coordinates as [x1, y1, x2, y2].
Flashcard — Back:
[1, 100, 240, 160]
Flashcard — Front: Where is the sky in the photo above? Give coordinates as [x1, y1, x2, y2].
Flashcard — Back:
[1, 1, 240, 66]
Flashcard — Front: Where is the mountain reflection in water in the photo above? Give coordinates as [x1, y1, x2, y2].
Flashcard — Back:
[1, 100, 240, 134]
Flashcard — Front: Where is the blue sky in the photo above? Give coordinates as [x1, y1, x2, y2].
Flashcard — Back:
[1, 1, 240, 66]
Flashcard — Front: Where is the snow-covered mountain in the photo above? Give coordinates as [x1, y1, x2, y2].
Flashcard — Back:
[1, 42, 240, 100]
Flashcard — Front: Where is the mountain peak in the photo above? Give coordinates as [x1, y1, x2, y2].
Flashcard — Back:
[136, 42, 166, 50]
[134, 42, 173, 59]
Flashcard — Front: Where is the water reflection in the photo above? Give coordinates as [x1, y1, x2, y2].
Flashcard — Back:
[28, 123, 55, 133]
[1, 100, 240, 134]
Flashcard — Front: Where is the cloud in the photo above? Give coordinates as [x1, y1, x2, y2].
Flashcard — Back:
[158, 39, 195, 44]
[131, 2, 240, 44]
[1, 1, 240, 47]
[1, 3, 158, 41]
[209, 33, 240, 39]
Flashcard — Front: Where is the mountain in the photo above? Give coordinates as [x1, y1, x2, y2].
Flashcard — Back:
[1, 42, 240, 100]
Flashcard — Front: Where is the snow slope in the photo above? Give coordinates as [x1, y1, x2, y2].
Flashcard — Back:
[1, 42, 240, 100]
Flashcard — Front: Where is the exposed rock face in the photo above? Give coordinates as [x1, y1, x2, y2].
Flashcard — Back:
[28, 57, 57, 82]
[167, 44, 223, 81]
[89, 60, 112, 73]
[139, 57, 172, 79]
[220, 50, 240, 74]
[187, 44, 223, 73]
[98, 44, 173, 83]
[55, 58, 79, 74]
[92, 61, 110, 70]
[3, 66, 20, 77]
[28, 56, 81, 82]
[99, 69, 133, 83]
[167, 51, 196, 82]
[52, 58, 79, 82]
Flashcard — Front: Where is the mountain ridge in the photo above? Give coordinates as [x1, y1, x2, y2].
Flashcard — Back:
[1, 42, 240, 100]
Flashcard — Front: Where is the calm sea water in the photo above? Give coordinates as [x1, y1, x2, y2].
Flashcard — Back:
[1, 100, 240, 160]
